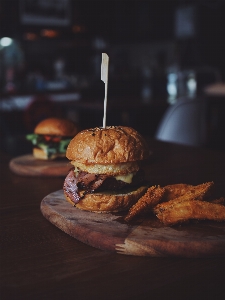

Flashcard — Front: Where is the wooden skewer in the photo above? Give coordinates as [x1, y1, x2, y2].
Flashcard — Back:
[101, 53, 109, 128]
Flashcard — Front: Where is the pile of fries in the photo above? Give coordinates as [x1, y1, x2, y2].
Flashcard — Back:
[124, 182, 225, 226]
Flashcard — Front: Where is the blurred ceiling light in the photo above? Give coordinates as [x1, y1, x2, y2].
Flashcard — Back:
[0, 37, 13, 47]
[72, 25, 86, 33]
[41, 29, 59, 38]
[24, 33, 38, 41]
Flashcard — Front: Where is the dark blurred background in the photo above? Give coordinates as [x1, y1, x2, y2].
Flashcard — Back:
[0, 0, 225, 155]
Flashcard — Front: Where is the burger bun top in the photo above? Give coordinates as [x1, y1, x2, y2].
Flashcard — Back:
[34, 117, 78, 137]
[66, 126, 149, 164]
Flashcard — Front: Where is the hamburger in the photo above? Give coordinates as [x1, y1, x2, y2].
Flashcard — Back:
[26, 117, 79, 160]
[63, 126, 150, 213]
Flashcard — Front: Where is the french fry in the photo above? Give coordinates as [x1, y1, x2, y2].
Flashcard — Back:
[125, 181, 225, 226]
[155, 181, 214, 212]
[211, 197, 225, 205]
[154, 200, 225, 226]
[163, 183, 193, 201]
[124, 185, 165, 222]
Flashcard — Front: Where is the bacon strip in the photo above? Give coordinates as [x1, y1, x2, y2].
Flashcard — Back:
[63, 168, 146, 204]
[63, 170, 80, 204]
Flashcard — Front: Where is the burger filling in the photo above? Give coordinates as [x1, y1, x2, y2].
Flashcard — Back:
[26, 134, 72, 158]
[63, 165, 146, 204]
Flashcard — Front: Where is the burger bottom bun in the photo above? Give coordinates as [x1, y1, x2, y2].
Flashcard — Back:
[33, 148, 66, 160]
[64, 185, 148, 213]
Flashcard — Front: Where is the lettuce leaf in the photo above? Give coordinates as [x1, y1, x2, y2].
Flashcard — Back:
[26, 134, 72, 158]
[26, 134, 39, 145]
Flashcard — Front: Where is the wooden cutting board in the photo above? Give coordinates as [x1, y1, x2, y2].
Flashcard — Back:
[9, 154, 71, 177]
[40, 190, 225, 257]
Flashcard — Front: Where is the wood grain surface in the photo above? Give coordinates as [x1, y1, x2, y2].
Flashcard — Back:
[9, 154, 71, 177]
[41, 189, 225, 257]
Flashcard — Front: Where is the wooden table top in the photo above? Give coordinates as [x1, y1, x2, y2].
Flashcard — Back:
[1, 139, 225, 300]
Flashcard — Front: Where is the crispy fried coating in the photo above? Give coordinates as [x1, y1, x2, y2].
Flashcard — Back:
[154, 200, 225, 226]
[163, 183, 193, 201]
[124, 185, 165, 222]
[124, 181, 223, 226]
[155, 181, 214, 212]
[211, 197, 225, 205]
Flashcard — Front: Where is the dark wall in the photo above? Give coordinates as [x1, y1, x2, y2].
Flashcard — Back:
[0, 1, 225, 79]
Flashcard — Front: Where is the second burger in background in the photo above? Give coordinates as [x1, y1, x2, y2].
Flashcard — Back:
[26, 117, 79, 160]
[63, 126, 150, 213]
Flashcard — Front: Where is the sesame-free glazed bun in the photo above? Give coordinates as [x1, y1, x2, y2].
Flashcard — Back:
[34, 118, 78, 137]
[66, 126, 149, 164]
[64, 185, 148, 213]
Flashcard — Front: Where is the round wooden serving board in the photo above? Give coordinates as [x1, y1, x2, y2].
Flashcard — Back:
[9, 154, 71, 177]
[40, 190, 225, 257]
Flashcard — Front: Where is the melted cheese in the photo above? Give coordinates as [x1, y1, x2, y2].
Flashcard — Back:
[115, 173, 134, 183]
[74, 166, 80, 177]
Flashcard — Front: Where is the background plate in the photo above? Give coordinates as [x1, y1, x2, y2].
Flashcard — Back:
[9, 154, 71, 177]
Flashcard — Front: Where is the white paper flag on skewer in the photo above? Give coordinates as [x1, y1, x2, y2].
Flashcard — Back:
[101, 53, 109, 128]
